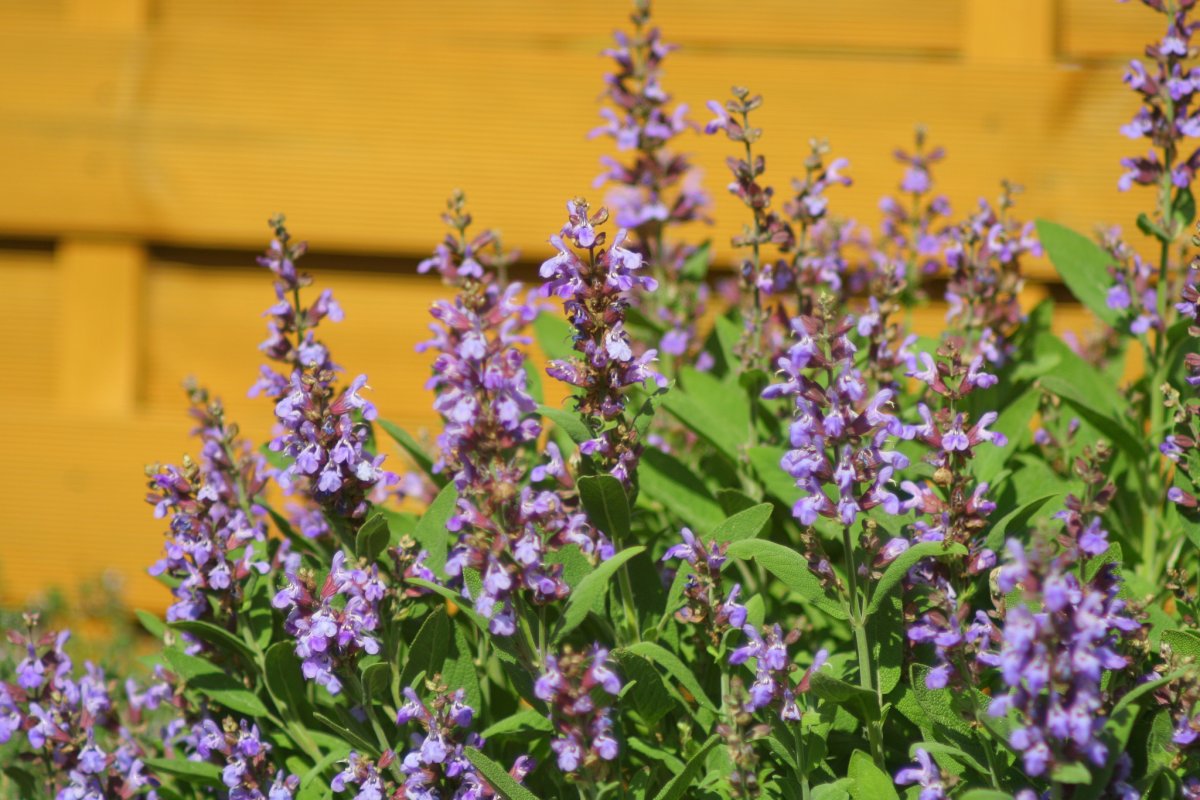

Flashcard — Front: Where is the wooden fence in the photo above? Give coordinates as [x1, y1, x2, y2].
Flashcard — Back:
[0, 0, 1165, 610]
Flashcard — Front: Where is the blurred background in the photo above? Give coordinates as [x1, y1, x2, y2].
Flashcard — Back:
[0, 0, 1164, 616]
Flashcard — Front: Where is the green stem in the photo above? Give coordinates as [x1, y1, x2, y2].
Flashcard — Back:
[842, 525, 884, 767]
[790, 722, 811, 800]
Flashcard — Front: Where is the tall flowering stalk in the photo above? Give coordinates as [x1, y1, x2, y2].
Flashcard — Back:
[421, 193, 597, 638]
[147, 384, 269, 627]
[763, 299, 911, 764]
[901, 343, 1007, 690]
[174, 716, 298, 800]
[943, 182, 1041, 366]
[251, 216, 387, 525]
[592, 0, 711, 367]
[541, 198, 663, 486]
[783, 140, 855, 313]
[976, 532, 1141, 779]
[706, 87, 796, 369]
[880, 127, 951, 298]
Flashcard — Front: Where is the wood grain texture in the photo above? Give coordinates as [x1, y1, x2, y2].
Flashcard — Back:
[0, 1, 1166, 609]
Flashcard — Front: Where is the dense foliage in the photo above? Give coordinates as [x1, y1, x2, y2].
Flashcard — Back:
[5, 1, 1200, 797]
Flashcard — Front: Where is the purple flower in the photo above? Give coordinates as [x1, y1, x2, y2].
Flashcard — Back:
[976, 537, 1141, 776]
[541, 199, 661, 485]
[894, 749, 947, 800]
[536, 646, 621, 773]
[766, 312, 910, 530]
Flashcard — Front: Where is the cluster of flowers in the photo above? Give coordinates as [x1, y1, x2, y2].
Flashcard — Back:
[541, 199, 664, 485]
[1119, 0, 1200, 194]
[662, 527, 747, 641]
[271, 550, 385, 694]
[330, 685, 533, 800]
[591, 2, 711, 366]
[535, 646, 622, 774]
[728, 623, 826, 723]
[1165, 241, 1200, 508]
[252, 216, 388, 522]
[419, 194, 598, 636]
[147, 383, 269, 625]
[1, 617, 162, 799]
[178, 716, 298, 800]
[762, 303, 910, 528]
[943, 182, 1041, 366]
[978, 533, 1141, 778]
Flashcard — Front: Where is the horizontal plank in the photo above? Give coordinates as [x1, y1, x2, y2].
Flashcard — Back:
[149, 1, 964, 55]
[0, 24, 1162, 279]
[1061, 0, 1165, 60]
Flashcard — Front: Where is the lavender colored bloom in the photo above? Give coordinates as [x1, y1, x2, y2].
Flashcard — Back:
[976, 536, 1141, 777]
[541, 199, 662, 485]
[535, 646, 621, 773]
[387, 685, 533, 799]
[764, 309, 910, 529]
[251, 216, 388, 523]
[272, 550, 384, 694]
[147, 384, 270, 627]
[1118, 1, 1200, 199]
[591, 5, 712, 369]
[728, 624, 826, 722]
[894, 749, 947, 800]
[662, 527, 746, 636]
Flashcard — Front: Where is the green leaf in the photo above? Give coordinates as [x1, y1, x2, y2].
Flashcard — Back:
[680, 241, 711, 282]
[400, 606, 451, 689]
[959, 792, 1014, 800]
[359, 661, 391, 701]
[748, 445, 800, 505]
[621, 641, 718, 712]
[711, 503, 773, 543]
[412, 483, 458, 578]
[726, 539, 847, 619]
[313, 712, 378, 756]
[443, 618, 484, 711]
[662, 369, 747, 463]
[164, 649, 269, 717]
[870, 594, 904, 695]
[168, 619, 258, 664]
[639, 449, 725, 531]
[377, 419, 444, 487]
[986, 494, 1061, 551]
[867, 541, 967, 616]
[1138, 211, 1171, 243]
[142, 756, 224, 787]
[264, 642, 314, 725]
[464, 747, 543, 800]
[577, 474, 631, 541]
[847, 750, 899, 800]
[533, 312, 575, 362]
[651, 734, 721, 800]
[1050, 761, 1092, 785]
[1162, 628, 1200, 659]
[354, 512, 390, 564]
[537, 404, 592, 446]
[480, 709, 553, 738]
[1035, 220, 1121, 328]
[2, 765, 39, 797]
[1175, 186, 1197, 228]
[135, 609, 167, 640]
[554, 546, 646, 642]
[973, 389, 1039, 484]
[613, 649, 674, 725]
[909, 665, 973, 736]
[811, 781, 852, 800]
